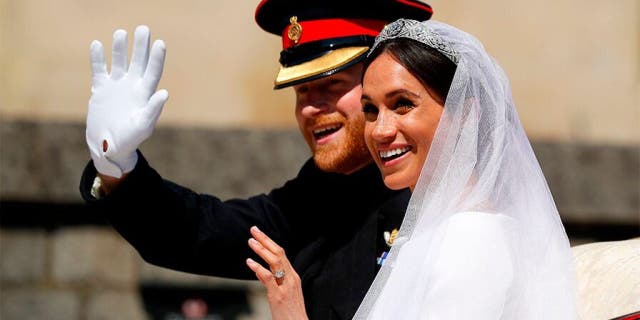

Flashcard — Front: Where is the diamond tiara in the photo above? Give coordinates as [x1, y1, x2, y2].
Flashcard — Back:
[370, 19, 459, 64]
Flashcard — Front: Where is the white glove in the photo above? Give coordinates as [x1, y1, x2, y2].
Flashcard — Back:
[86, 25, 168, 178]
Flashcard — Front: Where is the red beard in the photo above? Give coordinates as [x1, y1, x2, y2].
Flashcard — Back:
[310, 113, 372, 174]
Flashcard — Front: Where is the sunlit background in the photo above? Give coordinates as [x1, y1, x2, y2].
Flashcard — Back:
[1, 0, 638, 319]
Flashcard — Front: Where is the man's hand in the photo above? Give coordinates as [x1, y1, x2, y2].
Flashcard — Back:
[86, 25, 168, 178]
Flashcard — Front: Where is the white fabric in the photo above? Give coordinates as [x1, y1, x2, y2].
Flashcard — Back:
[370, 212, 514, 319]
[86, 25, 168, 178]
[572, 238, 640, 320]
[354, 20, 578, 319]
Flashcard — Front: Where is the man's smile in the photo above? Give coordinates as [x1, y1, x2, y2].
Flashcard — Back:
[312, 123, 343, 144]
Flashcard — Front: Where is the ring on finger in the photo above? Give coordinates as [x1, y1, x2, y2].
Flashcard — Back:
[273, 269, 285, 279]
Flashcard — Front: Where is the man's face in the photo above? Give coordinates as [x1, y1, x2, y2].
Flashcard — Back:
[293, 64, 372, 174]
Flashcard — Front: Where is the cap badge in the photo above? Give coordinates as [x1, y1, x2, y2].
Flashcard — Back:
[287, 16, 302, 44]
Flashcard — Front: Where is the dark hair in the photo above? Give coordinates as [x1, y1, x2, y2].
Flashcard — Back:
[364, 38, 457, 104]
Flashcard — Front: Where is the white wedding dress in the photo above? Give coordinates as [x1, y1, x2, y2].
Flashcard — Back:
[369, 212, 514, 319]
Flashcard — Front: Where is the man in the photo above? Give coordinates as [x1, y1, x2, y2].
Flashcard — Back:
[80, 1, 433, 318]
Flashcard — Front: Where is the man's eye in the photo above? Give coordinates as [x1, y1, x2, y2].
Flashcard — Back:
[326, 79, 346, 92]
[295, 86, 308, 95]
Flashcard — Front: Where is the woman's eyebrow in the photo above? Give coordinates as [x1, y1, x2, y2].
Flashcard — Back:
[385, 89, 420, 99]
[362, 89, 420, 101]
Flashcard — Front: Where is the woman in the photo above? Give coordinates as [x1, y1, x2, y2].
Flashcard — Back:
[247, 19, 578, 319]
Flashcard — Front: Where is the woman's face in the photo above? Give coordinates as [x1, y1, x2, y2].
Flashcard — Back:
[362, 52, 444, 191]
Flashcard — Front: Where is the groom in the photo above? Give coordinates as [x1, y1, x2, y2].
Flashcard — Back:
[80, 0, 433, 318]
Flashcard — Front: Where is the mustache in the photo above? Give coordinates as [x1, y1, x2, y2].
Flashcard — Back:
[305, 114, 346, 128]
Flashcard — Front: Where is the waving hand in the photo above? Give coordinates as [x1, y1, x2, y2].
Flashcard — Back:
[86, 25, 168, 178]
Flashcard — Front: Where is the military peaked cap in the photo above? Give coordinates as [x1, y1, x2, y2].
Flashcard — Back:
[255, 0, 433, 88]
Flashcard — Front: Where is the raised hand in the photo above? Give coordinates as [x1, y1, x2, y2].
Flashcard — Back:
[246, 226, 308, 320]
[86, 25, 168, 178]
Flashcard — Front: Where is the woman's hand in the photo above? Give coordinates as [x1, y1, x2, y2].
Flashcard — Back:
[246, 226, 308, 320]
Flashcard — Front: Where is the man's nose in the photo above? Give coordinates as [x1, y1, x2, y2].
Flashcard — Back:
[300, 104, 328, 118]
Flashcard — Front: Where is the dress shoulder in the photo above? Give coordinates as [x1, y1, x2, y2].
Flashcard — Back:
[421, 211, 515, 319]
[434, 211, 515, 279]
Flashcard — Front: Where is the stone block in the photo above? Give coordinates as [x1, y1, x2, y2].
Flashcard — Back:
[51, 227, 137, 286]
[0, 229, 47, 283]
[0, 121, 309, 202]
[87, 290, 148, 320]
[142, 127, 308, 199]
[238, 286, 270, 320]
[534, 143, 639, 224]
[0, 121, 88, 202]
[0, 288, 79, 320]
[139, 261, 256, 288]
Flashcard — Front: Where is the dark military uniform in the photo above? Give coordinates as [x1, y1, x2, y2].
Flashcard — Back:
[80, 154, 408, 319]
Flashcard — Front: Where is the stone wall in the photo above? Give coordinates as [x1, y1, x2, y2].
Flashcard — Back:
[1, 228, 144, 320]
[0, 227, 270, 320]
[2, 120, 637, 224]
[0, 120, 309, 319]
[1, 120, 638, 319]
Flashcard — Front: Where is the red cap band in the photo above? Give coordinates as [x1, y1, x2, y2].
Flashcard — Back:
[282, 18, 387, 49]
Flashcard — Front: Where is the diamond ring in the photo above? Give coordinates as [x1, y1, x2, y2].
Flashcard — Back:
[273, 270, 285, 279]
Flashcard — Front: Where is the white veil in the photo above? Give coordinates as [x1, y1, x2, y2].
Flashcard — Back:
[354, 20, 578, 319]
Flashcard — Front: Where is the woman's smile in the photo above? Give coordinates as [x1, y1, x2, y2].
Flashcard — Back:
[377, 145, 413, 167]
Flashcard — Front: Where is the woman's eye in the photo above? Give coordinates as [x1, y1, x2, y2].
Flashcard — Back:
[362, 103, 378, 114]
[362, 103, 378, 121]
[394, 99, 415, 114]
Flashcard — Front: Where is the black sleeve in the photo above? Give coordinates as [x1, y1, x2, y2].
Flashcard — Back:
[79, 152, 294, 280]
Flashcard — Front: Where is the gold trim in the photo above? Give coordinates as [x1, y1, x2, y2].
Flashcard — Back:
[287, 16, 302, 44]
[274, 46, 369, 87]
[386, 229, 399, 247]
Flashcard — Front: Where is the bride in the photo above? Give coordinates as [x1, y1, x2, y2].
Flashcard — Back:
[246, 19, 579, 319]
